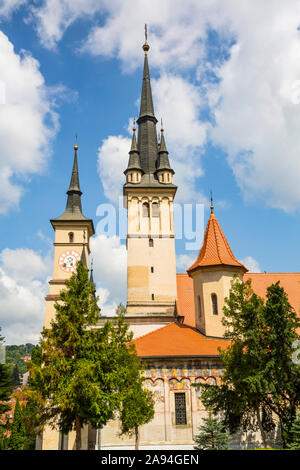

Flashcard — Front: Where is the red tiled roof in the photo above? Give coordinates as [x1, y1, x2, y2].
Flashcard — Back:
[187, 213, 247, 273]
[131, 322, 230, 358]
[245, 272, 300, 318]
[176, 274, 196, 327]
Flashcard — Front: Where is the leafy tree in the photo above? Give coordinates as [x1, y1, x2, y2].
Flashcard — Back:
[287, 414, 300, 450]
[9, 398, 27, 450]
[200, 278, 300, 448]
[194, 411, 230, 450]
[27, 262, 146, 450]
[0, 328, 12, 448]
[119, 337, 155, 449]
[261, 282, 300, 446]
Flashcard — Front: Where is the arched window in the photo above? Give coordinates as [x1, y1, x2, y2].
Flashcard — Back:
[142, 202, 149, 217]
[68, 232, 74, 243]
[149, 238, 154, 247]
[161, 173, 164, 182]
[152, 202, 160, 217]
[211, 293, 218, 315]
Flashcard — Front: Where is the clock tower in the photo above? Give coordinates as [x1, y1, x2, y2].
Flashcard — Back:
[44, 144, 95, 328]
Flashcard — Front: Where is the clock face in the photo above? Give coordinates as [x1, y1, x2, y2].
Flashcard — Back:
[59, 250, 80, 272]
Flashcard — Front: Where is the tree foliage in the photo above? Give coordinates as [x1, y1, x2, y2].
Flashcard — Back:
[26, 262, 148, 450]
[194, 411, 230, 450]
[119, 334, 155, 449]
[199, 277, 300, 448]
[287, 414, 300, 450]
[0, 328, 12, 448]
[9, 398, 27, 450]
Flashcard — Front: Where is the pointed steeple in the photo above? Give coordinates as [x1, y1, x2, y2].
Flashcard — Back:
[156, 125, 174, 173]
[53, 144, 90, 221]
[89, 259, 96, 297]
[187, 208, 248, 274]
[136, 36, 159, 176]
[124, 122, 142, 173]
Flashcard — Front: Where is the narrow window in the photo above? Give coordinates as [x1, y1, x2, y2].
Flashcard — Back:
[211, 293, 218, 315]
[152, 294, 155, 300]
[142, 202, 150, 217]
[161, 173, 164, 182]
[68, 232, 74, 243]
[152, 202, 160, 217]
[151, 267, 154, 273]
[197, 296, 202, 317]
[175, 393, 187, 425]
[149, 238, 154, 247]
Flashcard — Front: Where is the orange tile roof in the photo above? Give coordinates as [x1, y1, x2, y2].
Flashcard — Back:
[131, 322, 230, 358]
[176, 272, 300, 330]
[187, 212, 247, 273]
[245, 272, 300, 319]
[176, 274, 196, 327]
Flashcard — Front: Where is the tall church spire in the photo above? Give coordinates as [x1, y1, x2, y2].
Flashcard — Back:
[136, 35, 159, 176]
[53, 144, 89, 221]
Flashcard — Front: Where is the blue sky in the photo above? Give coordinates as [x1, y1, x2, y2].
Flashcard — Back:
[0, 1, 300, 344]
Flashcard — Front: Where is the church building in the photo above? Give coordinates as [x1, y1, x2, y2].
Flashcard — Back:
[41, 38, 300, 450]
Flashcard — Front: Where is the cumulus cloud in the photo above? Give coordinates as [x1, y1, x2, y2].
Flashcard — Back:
[90, 235, 126, 316]
[0, 31, 61, 213]
[0, 248, 52, 345]
[241, 256, 261, 273]
[27, 0, 300, 211]
[176, 253, 197, 272]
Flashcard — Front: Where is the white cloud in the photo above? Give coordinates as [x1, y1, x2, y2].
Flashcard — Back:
[97, 135, 130, 204]
[241, 256, 261, 274]
[176, 253, 197, 272]
[0, 31, 61, 213]
[27, 0, 300, 211]
[0, 0, 26, 18]
[0, 247, 52, 345]
[90, 235, 126, 316]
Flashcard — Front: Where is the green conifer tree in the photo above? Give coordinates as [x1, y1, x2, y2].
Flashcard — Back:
[287, 414, 300, 450]
[194, 411, 230, 450]
[0, 328, 12, 449]
[27, 263, 147, 450]
[9, 398, 27, 450]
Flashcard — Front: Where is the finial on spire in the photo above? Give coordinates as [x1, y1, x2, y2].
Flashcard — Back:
[210, 190, 214, 214]
[143, 23, 150, 54]
[161, 118, 164, 131]
[74, 132, 78, 150]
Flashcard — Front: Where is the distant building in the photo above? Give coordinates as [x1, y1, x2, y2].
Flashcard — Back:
[0, 342, 5, 364]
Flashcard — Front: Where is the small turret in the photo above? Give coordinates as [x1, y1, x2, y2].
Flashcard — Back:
[124, 122, 143, 184]
[156, 125, 175, 184]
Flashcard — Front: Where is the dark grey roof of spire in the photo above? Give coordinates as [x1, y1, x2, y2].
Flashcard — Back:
[157, 129, 174, 173]
[124, 42, 176, 191]
[136, 46, 159, 176]
[53, 145, 90, 222]
[81, 246, 87, 268]
[124, 128, 142, 173]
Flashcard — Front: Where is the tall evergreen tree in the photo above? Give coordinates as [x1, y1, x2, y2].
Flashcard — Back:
[200, 277, 300, 448]
[27, 262, 147, 450]
[119, 337, 155, 450]
[0, 328, 12, 448]
[287, 414, 300, 450]
[194, 411, 230, 450]
[9, 398, 27, 450]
